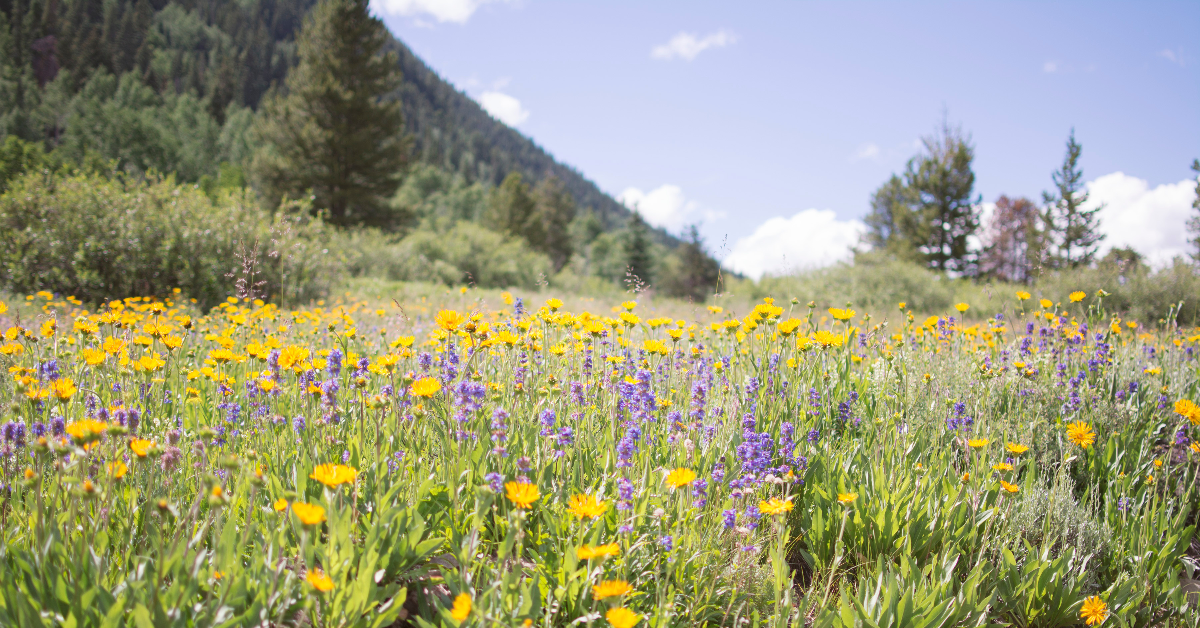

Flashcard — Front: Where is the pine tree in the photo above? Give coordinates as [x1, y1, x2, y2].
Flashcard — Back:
[1043, 129, 1104, 268]
[1186, 159, 1200, 262]
[484, 172, 543, 246]
[662, 224, 720, 301]
[862, 173, 920, 260]
[908, 121, 981, 273]
[534, 176, 575, 271]
[622, 212, 655, 290]
[249, 0, 406, 227]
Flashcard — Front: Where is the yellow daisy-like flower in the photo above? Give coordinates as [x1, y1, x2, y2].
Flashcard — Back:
[1066, 421, 1096, 449]
[65, 419, 108, 444]
[828, 308, 855, 321]
[1069, 291, 1086, 303]
[1016, 291, 1031, 301]
[1040, 299, 1053, 309]
[967, 438, 989, 449]
[276, 346, 309, 370]
[665, 467, 697, 488]
[410, 377, 442, 398]
[129, 438, 154, 458]
[567, 494, 609, 519]
[505, 481, 540, 508]
[306, 568, 334, 592]
[450, 593, 472, 621]
[593, 580, 633, 599]
[1006, 443, 1029, 455]
[759, 497, 794, 516]
[621, 301, 637, 311]
[1174, 399, 1200, 425]
[1080, 595, 1108, 625]
[435, 310, 466, 331]
[545, 298, 564, 311]
[273, 498, 289, 512]
[837, 492, 858, 504]
[51, 378, 77, 401]
[107, 461, 128, 479]
[292, 502, 327, 526]
[577, 543, 621, 560]
[310, 463, 358, 488]
[954, 303, 969, 313]
[1000, 480, 1020, 493]
[992, 463, 1014, 472]
[606, 607, 641, 628]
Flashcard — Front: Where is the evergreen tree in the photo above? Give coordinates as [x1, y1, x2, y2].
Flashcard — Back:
[250, 0, 406, 227]
[1043, 129, 1104, 268]
[909, 121, 980, 273]
[483, 172, 543, 246]
[862, 173, 920, 260]
[534, 176, 575, 271]
[662, 224, 719, 301]
[1187, 159, 1200, 262]
[622, 212, 654, 289]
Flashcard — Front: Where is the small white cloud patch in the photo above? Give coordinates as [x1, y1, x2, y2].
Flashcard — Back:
[372, 0, 505, 24]
[724, 209, 865, 279]
[1089, 172, 1198, 266]
[618, 185, 701, 231]
[478, 91, 530, 127]
[651, 30, 736, 61]
[852, 143, 880, 162]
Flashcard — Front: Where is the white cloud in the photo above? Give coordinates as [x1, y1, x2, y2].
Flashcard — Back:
[478, 91, 529, 126]
[619, 185, 702, 231]
[1087, 172, 1198, 266]
[724, 210, 865, 279]
[851, 143, 880, 162]
[651, 30, 736, 61]
[1043, 61, 1058, 73]
[372, 0, 505, 23]
[1159, 48, 1184, 66]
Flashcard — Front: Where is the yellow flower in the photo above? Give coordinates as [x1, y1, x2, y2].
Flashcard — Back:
[1174, 399, 1200, 425]
[435, 310, 466, 331]
[837, 492, 858, 504]
[1039, 299, 1053, 309]
[51, 378, 77, 401]
[1016, 291, 1031, 301]
[1066, 421, 1096, 448]
[967, 438, 989, 449]
[1080, 595, 1108, 626]
[450, 593, 472, 621]
[1069, 291, 1086, 303]
[310, 463, 358, 488]
[273, 498, 289, 512]
[606, 607, 641, 628]
[992, 463, 1014, 471]
[306, 568, 334, 592]
[593, 580, 633, 599]
[276, 346, 309, 370]
[292, 502, 327, 526]
[65, 419, 107, 444]
[665, 467, 697, 488]
[505, 481, 540, 508]
[577, 543, 621, 560]
[828, 308, 855, 321]
[129, 438, 154, 458]
[545, 298, 564, 311]
[621, 301, 637, 311]
[759, 497, 794, 516]
[1006, 443, 1029, 455]
[107, 461, 128, 479]
[411, 377, 442, 398]
[567, 494, 609, 518]
[1000, 480, 1020, 493]
[954, 303, 969, 312]
[777, 318, 802, 336]
[82, 347, 106, 365]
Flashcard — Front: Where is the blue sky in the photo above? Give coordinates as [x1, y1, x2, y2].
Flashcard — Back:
[371, 0, 1200, 277]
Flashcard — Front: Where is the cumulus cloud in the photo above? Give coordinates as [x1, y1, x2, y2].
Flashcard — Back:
[478, 91, 529, 126]
[1087, 172, 1198, 266]
[724, 210, 865, 279]
[618, 184, 705, 231]
[651, 30, 736, 61]
[851, 143, 880, 162]
[372, 0, 505, 23]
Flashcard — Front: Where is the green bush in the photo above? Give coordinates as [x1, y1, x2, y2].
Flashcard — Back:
[0, 171, 341, 307]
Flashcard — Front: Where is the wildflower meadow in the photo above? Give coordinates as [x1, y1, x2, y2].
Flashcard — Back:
[1, 287, 1199, 627]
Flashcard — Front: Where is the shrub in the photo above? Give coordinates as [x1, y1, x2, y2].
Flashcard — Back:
[0, 171, 341, 307]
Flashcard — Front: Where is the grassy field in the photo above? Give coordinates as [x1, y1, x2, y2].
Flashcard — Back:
[0, 284, 1198, 627]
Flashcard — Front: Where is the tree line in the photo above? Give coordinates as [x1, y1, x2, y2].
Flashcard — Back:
[862, 121, 1151, 282]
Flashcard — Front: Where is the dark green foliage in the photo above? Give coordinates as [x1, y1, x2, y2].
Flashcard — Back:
[534, 176, 575, 271]
[250, 0, 406, 227]
[1043, 129, 1104, 268]
[660, 224, 720, 302]
[483, 172, 542, 246]
[864, 122, 980, 273]
[0, 134, 44, 191]
[0, 170, 339, 307]
[622, 212, 655, 289]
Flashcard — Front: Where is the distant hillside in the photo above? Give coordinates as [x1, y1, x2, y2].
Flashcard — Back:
[0, 0, 676, 244]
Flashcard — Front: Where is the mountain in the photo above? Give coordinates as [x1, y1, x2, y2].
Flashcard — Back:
[0, 0, 677, 244]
